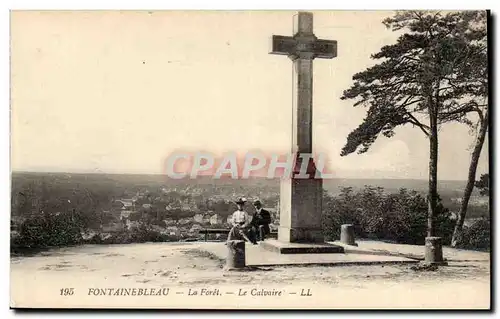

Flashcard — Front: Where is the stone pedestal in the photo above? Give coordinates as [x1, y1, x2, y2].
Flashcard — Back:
[278, 173, 324, 243]
[261, 157, 344, 254]
[340, 224, 357, 246]
[225, 240, 246, 270]
[424, 236, 447, 265]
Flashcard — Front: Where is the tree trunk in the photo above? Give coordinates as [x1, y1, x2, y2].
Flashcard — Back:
[451, 109, 489, 247]
[427, 101, 439, 238]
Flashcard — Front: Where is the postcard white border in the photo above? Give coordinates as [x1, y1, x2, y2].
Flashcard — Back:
[2, 0, 497, 318]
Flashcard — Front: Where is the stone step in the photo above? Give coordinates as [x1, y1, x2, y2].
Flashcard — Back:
[260, 239, 344, 254]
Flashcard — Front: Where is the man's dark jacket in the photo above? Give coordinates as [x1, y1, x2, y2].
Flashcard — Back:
[252, 209, 272, 226]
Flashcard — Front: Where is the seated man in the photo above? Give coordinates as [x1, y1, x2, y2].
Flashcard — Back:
[227, 197, 257, 244]
[251, 200, 272, 241]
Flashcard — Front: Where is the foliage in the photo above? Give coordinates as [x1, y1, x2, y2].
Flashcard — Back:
[84, 223, 180, 245]
[10, 211, 179, 252]
[11, 211, 88, 250]
[340, 11, 487, 156]
[455, 217, 490, 251]
[323, 186, 455, 245]
[128, 223, 172, 243]
[475, 173, 489, 196]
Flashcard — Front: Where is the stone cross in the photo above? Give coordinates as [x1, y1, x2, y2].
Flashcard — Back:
[270, 12, 337, 155]
[269, 12, 337, 244]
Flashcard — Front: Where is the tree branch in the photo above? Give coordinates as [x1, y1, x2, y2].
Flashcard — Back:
[406, 112, 430, 136]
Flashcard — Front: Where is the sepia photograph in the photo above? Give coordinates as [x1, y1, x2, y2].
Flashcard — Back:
[9, 9, 490, 309]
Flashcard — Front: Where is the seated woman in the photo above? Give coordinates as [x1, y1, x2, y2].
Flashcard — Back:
[227, 197, 257, 245]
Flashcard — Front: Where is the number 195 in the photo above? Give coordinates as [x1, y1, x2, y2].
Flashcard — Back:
[60, 288, 74, 296]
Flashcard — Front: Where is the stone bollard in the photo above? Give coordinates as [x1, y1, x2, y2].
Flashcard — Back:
[225, 240, 246, 270]
[340, 224, 358, 246]
[424, 237, 447, 265]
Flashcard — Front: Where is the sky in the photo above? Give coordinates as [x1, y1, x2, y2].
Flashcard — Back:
[10, 10, 489, 180]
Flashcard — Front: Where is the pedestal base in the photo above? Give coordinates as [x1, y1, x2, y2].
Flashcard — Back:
[261, 239, 344, 254]
[279, 176, 324, 243]
[424, 236, 446, 265]
[278, 226, 324, 243]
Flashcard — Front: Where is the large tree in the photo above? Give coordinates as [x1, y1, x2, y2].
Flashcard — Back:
[340, 11, 487, 239]
[449, 15, 488, 246]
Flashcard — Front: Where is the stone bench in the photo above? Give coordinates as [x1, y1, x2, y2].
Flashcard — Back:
[200, 228, 231, 242]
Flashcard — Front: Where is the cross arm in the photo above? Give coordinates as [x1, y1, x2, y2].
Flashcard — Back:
[270, 35, 337, 59]
[313, 39, 337, 59]
[270, 35, 297, 55]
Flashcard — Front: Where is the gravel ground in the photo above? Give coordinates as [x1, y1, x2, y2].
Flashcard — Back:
[10, 241, 490, 309]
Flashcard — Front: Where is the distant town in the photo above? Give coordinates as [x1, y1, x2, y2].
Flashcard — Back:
[95, 187, 279, 241]
[10, 172, 281, 243]
[10, 172, 488, 246]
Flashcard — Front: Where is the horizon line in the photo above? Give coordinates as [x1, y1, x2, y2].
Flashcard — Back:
[10, 169, 474, 182]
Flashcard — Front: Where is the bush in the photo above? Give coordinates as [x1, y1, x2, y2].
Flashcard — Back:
[11, 212, 181, 252]
[323, 186, 455, 245]
[12, 211, 87, 250]
[129, 223, 165, 243]
[93, 223, 179, 245]
[455, 217, 490, 251]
